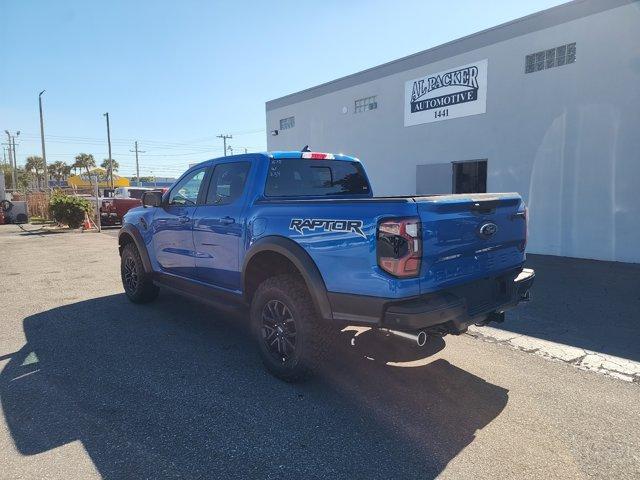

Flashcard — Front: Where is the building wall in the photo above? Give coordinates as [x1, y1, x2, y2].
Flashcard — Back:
[266, 3, 640, 263]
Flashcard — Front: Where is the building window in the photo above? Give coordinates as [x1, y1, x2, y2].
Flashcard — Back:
[525, 42, 576, 73]
[354, 95, 377, 113]
[452, 160, 487, 194]
[279, 116, 295, 130]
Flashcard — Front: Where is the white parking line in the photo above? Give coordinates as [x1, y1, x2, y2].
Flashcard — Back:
[467, 326, 640, 383]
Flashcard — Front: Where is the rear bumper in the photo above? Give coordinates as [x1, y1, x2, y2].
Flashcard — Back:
[101, 212, 121, 224]
[328, 267, 535, 334]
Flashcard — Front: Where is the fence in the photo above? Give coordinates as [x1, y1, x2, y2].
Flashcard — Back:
[7, 188, 100, 223]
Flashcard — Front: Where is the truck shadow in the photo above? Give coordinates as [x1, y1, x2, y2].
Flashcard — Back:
[500, 254, 640, 361]
[0, 293, 508, 479]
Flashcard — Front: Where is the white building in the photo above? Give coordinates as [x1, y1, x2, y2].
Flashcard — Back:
[266, 0, 640, 263]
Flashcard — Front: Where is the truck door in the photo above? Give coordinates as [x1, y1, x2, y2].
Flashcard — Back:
[192, 160, 251, 291]
[152, 166, 208, 278]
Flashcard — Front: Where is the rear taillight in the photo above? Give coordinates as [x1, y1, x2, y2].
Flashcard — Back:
[518, 206, 528, 252]
[377, 217, 421, 277]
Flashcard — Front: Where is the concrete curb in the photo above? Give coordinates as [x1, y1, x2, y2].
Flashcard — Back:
[467, 326, 640, 383]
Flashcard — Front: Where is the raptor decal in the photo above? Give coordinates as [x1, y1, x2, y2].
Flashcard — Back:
[289, 218, 365, 238]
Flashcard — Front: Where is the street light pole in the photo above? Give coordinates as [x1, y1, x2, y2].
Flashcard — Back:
[38, 90, 48, 190]
[103, 112, 113, 189]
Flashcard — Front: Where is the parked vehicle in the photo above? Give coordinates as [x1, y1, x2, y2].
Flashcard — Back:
[118, 151, 534, 381]
[101, 187, 162, 225]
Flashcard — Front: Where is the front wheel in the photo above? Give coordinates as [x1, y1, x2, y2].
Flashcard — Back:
[250, 274, 331, 382]
[120, 242, 159, 303]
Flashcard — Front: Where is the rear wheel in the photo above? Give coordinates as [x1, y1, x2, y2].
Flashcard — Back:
[121, 242, 159, 303]
[251, 274, 331, 382]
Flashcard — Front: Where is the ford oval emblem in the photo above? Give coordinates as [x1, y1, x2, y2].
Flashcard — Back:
[478, 222, 498, 238]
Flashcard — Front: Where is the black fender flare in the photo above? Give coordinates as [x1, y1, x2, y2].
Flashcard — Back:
[118, 223, 153, 273]
[242, 236, 333, 321]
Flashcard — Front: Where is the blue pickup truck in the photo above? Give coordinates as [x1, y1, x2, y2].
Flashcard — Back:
[119, 151, 534, 381]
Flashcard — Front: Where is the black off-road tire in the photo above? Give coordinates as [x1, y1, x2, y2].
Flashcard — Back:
[251, 274, 333, 382]
[121, 242, 159, 304]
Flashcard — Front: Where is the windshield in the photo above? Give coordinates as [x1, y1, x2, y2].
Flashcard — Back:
[265, 158, 370, 197]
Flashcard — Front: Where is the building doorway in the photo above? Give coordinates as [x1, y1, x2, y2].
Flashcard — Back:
[452, 160, 487, 194]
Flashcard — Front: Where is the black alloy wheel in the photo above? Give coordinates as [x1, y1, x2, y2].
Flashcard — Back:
[261, 299, 297, 363]
[123, 255, 139, 293]
[120, 242, 159, 303]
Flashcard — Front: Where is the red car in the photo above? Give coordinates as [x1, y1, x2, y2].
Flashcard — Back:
[100, 187, 165, 225]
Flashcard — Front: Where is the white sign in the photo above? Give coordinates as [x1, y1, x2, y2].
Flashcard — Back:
[404, 59, 488, 126]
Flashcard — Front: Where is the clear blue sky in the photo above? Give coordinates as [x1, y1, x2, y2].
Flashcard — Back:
[1, 0, 566, 178]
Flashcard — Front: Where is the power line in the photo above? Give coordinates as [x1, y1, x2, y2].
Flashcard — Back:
[15, 137, 223, 153]
[16, 127, 265, 147]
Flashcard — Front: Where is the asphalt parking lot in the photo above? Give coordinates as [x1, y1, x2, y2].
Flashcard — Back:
[1, 225, 639, 479]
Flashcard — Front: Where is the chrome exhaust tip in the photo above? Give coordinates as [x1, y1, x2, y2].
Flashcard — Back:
[378, 328, 430, 347]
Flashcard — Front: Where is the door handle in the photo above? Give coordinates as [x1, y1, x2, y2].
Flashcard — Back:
[219, 216, 235, 225]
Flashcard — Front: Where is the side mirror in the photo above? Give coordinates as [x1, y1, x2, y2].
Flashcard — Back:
[142, 190, 163, 208]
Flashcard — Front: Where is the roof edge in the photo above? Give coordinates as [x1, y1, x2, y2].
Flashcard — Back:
[266, 0, 633, 111]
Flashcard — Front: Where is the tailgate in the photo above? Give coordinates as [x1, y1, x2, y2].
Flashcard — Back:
[416, 193, 526, 293]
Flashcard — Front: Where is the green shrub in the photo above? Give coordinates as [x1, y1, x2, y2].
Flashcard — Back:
[48, 192, 92, 229]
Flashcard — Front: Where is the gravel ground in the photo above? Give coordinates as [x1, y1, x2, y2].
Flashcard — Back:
[0, 224, 638, 479]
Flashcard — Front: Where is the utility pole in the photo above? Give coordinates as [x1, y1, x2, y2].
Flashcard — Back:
[217, 134, 232, 156]
[38, 90, 48, 190]
[103, 112, 114, 189]
[244, 147, 248, 154]
[91, 175, 101, 232]
[4, 131, 18, 191]
[12, 133, 19, 191]
[129, 141, 146, 186]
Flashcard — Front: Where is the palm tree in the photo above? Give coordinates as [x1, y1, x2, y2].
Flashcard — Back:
[100, 158, 119, 178]
[25, 156, 46, 188]
[49, 161, 71, 186]
[73, 153, 96, 176]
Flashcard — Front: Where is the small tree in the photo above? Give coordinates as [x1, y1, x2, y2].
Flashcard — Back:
[49, 191, 92, 228]
[16, 168, 32, 191]
[25, 156, 46, 188]
[49, 161, 71, 185]
[73, 153, 96, 175]
[100, 158, 119, 178]
[1, 164, 13, 189]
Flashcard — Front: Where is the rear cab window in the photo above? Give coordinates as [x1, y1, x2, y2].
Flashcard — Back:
[265, 158, 370, 197]
[128, 189, 148, 200]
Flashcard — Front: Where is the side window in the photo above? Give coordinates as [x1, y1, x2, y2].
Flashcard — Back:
[205, 162, 250, 205]
[168, 168, 207, 206]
